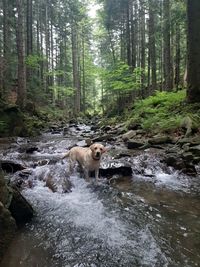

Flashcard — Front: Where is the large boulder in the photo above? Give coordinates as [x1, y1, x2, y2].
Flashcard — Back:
[99, 159, 132, 177]
[0, 201, 17, 262]
[162, 153, 197, 175]
[1, 160, 26, 173]
[0, 172, 34, 261]
[9, 186, 34, 226]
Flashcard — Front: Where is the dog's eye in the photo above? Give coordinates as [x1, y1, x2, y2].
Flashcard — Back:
[100, 148, 103, 151]
[94, 147, 97, 150]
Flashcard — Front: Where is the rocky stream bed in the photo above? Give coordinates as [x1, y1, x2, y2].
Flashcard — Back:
[0, 121, 200, 267]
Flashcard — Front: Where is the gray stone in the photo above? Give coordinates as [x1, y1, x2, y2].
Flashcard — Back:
[99, 160, 132, 177]
[188, 145, 200, 157]
[126, 139, 144, 149]
[8, 186, 34, 226]
[0, 201, 17, 262]
[1, 160, 26, 173]
[148, 135, 172, 145]
[122, 130, 137, 141]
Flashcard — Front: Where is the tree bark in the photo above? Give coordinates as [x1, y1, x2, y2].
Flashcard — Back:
[186, 0, 200, 103]
[16, 0, 26, 109]
[2, 0, 12, 99]
[148, 0, 157, 90]
[174, 22, 180, 90]
[163, 0, 173, 91]
[139, 0, 146, 93]
[71, 23, 81, 114]
[26, 0, 33, 86]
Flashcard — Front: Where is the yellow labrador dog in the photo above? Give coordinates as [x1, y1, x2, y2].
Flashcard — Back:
[62, 143, 106, 182]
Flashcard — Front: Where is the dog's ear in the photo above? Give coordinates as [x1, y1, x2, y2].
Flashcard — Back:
[102, 147, 107, 153]
[89, 144, 95, 151]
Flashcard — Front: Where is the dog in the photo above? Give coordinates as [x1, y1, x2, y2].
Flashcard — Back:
[62, 143, 106, 182]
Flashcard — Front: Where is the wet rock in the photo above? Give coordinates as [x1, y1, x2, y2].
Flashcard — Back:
[18, 144, 39, 154]
[101, 125, 112, 132]
[114, 152, 132, 159]
[177, 136, 200, 147]
[162, 154, 197, 175]
[1, 160, 26, 173]
[0, 201, 17, 262]
[76, 139, 92, 147]
[90, 125, 99, 131]
[45, 175, 72, 193]
[148, 135, 172, 145]
[182, 152, 194, 162]
[0, 173, 12, 208]
[92, 134, 116, 142]
[37, 159, 50, 166]
[9, 186, 34, 226]
[112, 127, 126, 135]
[122, 130, 137, 141]
[126, 139, 144, 149]
[127, 122, 141, 130]
[162, 154, 185, 170]
[99, 160, 132, 177]
[188, 145, 200, 157]
[10, 169, 33, 189]
[0, 173, 33, 260]
[63, 126, 69, 135]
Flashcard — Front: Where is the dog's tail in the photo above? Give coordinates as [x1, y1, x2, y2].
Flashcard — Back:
[62, 151, 70, 159]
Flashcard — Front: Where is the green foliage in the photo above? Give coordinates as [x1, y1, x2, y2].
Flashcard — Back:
[126, 90, 200, 133]
[49, 86, 75, 97]
[103, 62, 142, 92]
[25, 54, 46, 69]
[46, 70, 66, 77]
[0, 120, 8, 135]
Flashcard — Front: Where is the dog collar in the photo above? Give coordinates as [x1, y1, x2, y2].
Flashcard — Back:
[92, 156, 100, 161]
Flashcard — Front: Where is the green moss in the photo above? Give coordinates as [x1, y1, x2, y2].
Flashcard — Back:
[126, 90, 200, 134]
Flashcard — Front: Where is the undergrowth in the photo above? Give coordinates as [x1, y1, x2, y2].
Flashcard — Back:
[126, 90, 200, 134]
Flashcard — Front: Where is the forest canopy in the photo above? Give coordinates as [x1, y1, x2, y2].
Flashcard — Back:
[0, 0, 200, 134]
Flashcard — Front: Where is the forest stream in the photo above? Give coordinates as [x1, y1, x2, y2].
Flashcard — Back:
[1, 124, 200, 267]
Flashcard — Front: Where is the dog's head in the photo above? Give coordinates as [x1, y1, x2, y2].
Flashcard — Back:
[90, 143, 107, 160]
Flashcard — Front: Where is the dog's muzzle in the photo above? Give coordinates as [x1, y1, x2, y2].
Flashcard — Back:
[94, 152, 101, 160]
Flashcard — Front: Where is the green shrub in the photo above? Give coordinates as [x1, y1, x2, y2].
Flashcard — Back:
[126, 90, 200, 134]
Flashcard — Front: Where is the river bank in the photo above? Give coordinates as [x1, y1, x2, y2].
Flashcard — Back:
[0, 122, 200, 266]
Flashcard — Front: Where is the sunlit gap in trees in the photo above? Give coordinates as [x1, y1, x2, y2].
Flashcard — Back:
[87, 2, 103, 104]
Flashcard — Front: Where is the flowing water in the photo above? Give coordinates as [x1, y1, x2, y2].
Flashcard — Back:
[1, 126, 200, 267]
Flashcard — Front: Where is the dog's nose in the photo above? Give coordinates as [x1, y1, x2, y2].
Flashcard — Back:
[96, 151, 100, 157]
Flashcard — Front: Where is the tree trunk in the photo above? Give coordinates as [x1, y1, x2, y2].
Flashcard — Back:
[186, 0, 200, 103]
[2, 0, 12, 99]
[71, 23, 81, 115]
[174, 22, 180, 90]
[81, 33, 86, 114]
[45, 1, 50, 93]
[126, 0, 131, 66]
[163, 0, 173, 91]
[148, 0, 157, 90]
[139, 0, 146, 94]
[16, 0, 26, 109]
[130, 0, 136, 70]
[26, 0, 33, 87]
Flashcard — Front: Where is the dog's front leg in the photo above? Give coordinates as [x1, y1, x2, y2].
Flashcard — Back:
[83, 169, 90, 182]
[95, 169, 99, 183]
